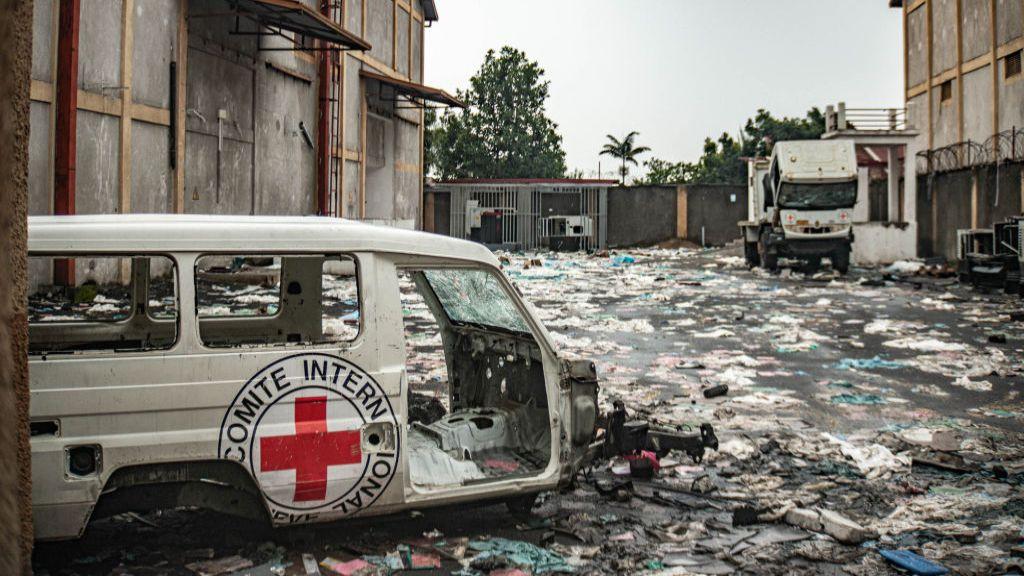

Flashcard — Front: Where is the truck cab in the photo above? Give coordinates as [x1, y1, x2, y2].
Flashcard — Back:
[26, 215, 599, 540]
[740, 140, 858, 273]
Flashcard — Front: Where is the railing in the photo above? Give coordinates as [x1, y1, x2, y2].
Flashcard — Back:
[825, 102, 907, 133]
[916, 127, 1024, 174]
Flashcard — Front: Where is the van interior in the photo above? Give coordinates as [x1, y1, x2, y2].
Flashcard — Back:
[399, 269, 552, 488]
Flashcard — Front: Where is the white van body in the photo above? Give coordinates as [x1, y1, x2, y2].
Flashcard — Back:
[740, 140, 858, 272]
[27, 215, 598, 541]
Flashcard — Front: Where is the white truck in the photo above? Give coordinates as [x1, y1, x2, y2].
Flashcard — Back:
[739, 140, 858, 274]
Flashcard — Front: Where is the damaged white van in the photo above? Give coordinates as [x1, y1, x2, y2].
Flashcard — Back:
[27, 215, 600, 540]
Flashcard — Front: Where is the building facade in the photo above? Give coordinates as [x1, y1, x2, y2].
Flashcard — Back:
[895, 0, 1023, 155]
[27, 0, 459, 272]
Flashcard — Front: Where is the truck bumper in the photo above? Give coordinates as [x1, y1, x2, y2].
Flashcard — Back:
[767, 234, 852, 257]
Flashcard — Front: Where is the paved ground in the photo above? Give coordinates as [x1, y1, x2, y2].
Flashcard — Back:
[34, 247, 1024, 576]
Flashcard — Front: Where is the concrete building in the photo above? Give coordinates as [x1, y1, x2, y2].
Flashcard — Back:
[28, 0, 462, 284]
[893, 0, 1023, 156]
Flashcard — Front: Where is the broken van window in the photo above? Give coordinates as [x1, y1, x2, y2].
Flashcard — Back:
[423, 269, 531, 334]
[400, 270, 551, 489]
[196, 254, 359, 348]
[27, 255, 178, 354]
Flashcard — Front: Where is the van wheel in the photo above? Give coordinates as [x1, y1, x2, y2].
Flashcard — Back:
[833, 249, 851, 275]
[505, 493, 539, 515]
[744, 242, 761, 268]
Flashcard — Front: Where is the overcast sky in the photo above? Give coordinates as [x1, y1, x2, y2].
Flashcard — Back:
[424, 1, 904, 178]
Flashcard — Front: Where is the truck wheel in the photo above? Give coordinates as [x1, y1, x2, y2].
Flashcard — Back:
[832, 249, 851, 275]
[802, 257, 821, 274]
[744, 242, 761, 268]
[759, 233, 779, 272]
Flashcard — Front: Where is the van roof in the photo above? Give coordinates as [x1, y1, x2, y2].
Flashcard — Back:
[28, 214, 498, 264]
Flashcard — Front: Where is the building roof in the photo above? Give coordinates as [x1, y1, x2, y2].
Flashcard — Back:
[436, 178, 619, 186]
[27, 215, 496, 264]
[225, 0, 371, 50]
[360, 70, 465, 108]
[422, 0, 439, 21]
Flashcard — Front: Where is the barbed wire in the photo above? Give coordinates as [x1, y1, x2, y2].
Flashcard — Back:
[917, 127, 1024, 174]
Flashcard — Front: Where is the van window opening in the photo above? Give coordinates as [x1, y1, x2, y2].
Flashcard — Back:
[27, 255, 179, 354]
[195, 254, 359, 348]
[777, 181, 857, 210]
[399, 269, 551, 488]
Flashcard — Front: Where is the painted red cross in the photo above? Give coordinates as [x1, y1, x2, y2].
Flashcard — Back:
[260, 396, 362, 502]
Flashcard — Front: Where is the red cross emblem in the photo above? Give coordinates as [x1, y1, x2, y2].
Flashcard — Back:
[259, 396, 362, 502]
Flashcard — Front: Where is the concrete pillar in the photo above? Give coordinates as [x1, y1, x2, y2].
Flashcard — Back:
[854, 167, 870, 223]
[888, 146, 901, 222]
[0, 0, 35, 573]
[904, 140, 919, 225]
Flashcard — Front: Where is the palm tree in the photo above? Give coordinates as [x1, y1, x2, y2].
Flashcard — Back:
[600, 131, 651, 184]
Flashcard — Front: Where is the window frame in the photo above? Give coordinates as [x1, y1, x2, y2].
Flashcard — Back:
[26, 252, 182, 356]
[1005, 50, 1022, 81]
[192, 252, 365, 351]
[395, 262, 552, 353]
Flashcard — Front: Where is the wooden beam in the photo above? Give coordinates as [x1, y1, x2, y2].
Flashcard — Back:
[991, 0, 999, 139]
[906, 0, 926, 13]
[926, 0, 933, 150]
[907, 80, 929, 98]
[359, 80, 367, 219]
[174, 0, 188, 213]
[962, 51, 993, 74]
[120, 0, 134, 216]
[955, 0, 963, 143]
[338, 52, 347, 217]
[392, 0, 398, 71]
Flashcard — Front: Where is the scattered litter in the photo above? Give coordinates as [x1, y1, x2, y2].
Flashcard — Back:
[878, 549, 949, 575]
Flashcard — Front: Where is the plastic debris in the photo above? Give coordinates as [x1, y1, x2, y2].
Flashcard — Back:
[878, 549, 949, 575]
[186, 556, 254, 576]
[468, 538, 573, 574]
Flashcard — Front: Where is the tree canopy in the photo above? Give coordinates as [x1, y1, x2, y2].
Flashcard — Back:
[427, 47, 567, 180]
[636, 108, 826, 185]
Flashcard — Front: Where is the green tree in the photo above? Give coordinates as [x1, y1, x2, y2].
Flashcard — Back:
[599, 131, 651, 184]
[740, 108, 826, 158]
[636, 157, 695, 185]
[428, 47, 567, 180]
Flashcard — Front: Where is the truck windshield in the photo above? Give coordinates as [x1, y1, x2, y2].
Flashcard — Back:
[777, 182, 857, 210]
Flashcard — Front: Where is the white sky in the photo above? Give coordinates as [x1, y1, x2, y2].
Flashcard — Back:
[424, 0, 904, 178]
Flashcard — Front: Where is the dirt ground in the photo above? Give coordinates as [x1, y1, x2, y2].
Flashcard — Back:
[34, 246, 1024, 576]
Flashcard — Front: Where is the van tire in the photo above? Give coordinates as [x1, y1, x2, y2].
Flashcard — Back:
[505, 493, 539, 515]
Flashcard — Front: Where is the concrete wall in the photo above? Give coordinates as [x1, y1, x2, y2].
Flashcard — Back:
[606, 186, 677, 248]
[931, 0, 957, 76]
[916, 161, 1024, 259]
[963, 67, 994, 144]
[962, 0, 992, 61]
[907, 6, 928, 88]
[680, 184, 747, 247]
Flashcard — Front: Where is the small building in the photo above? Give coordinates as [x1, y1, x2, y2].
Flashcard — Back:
[424, 179, 615, 251]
